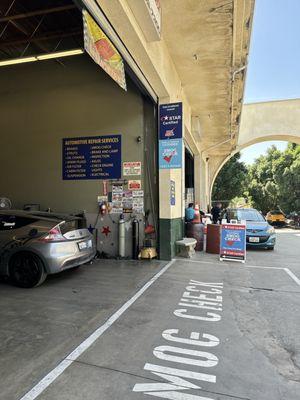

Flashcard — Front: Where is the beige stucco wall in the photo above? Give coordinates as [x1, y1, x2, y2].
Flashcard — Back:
[0, 55, 145, 214]
[238, 99, 300, 148]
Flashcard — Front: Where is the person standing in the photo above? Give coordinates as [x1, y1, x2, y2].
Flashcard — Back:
[211, 202, 222, 224]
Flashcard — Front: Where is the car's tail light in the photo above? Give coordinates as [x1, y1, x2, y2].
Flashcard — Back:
[39, 225, 65, 242]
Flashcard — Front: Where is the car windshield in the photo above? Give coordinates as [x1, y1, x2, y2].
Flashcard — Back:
[229, 209, 265, 222]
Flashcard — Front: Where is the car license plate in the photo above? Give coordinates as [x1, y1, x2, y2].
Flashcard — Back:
[249, 237, 260, 243]
[78, 239, 92, 250]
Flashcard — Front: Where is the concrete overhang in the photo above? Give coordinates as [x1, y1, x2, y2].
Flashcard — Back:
[161, 0, 254, 156]
[93, 0, 254, 156]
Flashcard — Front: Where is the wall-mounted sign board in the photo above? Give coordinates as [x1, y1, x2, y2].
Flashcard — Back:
[128, 180, 141, 190]
[159, 102, 182, 140]
[62, 135, 121, 180]
[123, 161, 142, 176]
[159, 139, 182, 169]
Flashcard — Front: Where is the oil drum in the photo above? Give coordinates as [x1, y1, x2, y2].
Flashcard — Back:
[185, 222, 204, 251]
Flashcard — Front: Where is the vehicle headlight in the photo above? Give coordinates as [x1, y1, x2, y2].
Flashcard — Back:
[267, 227, 275, 234]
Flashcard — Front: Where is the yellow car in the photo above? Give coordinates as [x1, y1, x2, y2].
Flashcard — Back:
[266, 210, 286, 226]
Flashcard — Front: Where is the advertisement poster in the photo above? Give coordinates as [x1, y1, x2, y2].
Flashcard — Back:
[112, 185, 123, 193]
[220, 223, 246, 262]
[111, 185, 123, 213]
[83, 10, 127, 91]
[132, 190, 144, 213]
[62, 135, 121, 180]
[122, 190, 133, 213]
[159, 102, 182, 140]
[123, 161, 142, 176]
[159, 139, 182, 169]
[128, 180, 141, 190]
[132, 190, 144, 197]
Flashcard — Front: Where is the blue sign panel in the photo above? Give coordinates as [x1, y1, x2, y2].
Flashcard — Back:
[159, 102, 182, 140]
[63, 135, 121, 180]
[159, 139, 182, 169]
[220, 223, 246, 262]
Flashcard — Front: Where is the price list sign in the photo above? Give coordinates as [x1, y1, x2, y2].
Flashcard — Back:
[62, 135, 121, 180]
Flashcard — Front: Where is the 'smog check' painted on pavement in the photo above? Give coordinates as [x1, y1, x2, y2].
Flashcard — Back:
[133, 280, 224, 399]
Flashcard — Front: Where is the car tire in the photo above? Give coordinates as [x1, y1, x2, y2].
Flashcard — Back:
[267, 246, 274, 250]
[9, 252, 47, 288]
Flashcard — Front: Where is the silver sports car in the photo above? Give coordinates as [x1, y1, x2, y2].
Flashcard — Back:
[0, 210, 96, 288]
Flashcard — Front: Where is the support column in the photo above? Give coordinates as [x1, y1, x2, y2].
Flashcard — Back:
[194, 154, 209, 213]
[158, 101, 185, 260]
[159, 168, 183, 260]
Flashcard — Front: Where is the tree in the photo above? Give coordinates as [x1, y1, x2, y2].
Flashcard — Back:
[212, 153, 248, 205]
[247, 143, 300, 213]
[212, 143, 300, 214]
[274, 143, 300, 212]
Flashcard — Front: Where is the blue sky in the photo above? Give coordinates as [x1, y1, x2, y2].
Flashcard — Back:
[240, 141, 287, 165]
[241, 0, 300, 164]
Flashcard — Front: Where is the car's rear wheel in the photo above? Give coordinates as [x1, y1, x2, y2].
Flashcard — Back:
[9, 252, 47, 288]
[267, 246, 274, 250]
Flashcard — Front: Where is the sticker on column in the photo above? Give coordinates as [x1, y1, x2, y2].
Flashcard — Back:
[170, 180, 176, 205]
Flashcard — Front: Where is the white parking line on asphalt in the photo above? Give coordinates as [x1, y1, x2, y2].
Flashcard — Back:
[179, 259, 284, 270]
[284, 268, 300, 286]
[181, 259, 300, 287]
[19, 260, 176, 400]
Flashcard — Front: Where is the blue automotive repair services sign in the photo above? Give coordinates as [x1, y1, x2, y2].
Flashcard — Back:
[159, 139, 182, 169]
[62, 135, 121, 180]
[159, 102, 182, 140]
[220, 223, 246, 262]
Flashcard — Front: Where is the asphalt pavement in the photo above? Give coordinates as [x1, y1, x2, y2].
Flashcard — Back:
[1, 228, 300, 400]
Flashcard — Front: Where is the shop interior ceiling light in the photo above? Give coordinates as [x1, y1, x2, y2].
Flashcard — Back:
[0, 49, 84, 67]
[0, 56, 37, 66]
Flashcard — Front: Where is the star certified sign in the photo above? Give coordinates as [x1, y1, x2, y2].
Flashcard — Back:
[159, 102, 182, 140]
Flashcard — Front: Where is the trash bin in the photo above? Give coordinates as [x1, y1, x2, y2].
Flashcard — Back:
[185, 222, 204, 251]
[206, 224, 220, 254]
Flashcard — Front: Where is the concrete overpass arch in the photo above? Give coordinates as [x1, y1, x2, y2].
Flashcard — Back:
[237, 134, 300, 151]
[238, 98, 300, 148]
[210, 136, 299, 202]
[209, 98, 300, 203]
